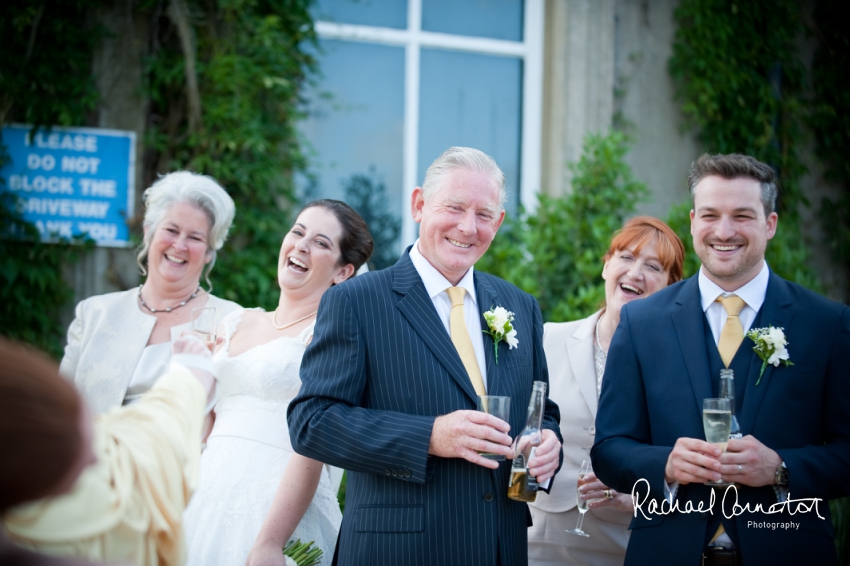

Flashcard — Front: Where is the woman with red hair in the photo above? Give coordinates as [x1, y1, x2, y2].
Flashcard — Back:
[528, 216, 686, 566]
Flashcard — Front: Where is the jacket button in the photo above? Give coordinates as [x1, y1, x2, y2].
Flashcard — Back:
[404, 470, 412, 478]
[384, 469, 391, 476]
[483, 493, 494, 502]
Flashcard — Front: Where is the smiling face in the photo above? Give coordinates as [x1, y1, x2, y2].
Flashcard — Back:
[412, 168, 505, 285]
[147, 202, 212, 287]
[278, 206, 355, 296]
[690, 175, 777, 291]
[602, 237, 671, 318]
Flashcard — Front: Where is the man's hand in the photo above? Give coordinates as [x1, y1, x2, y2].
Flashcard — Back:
[664, 437, 722, 484]
[528, 429, 560, 483]
[429, 410, 512, 469]
[719, 435, 782, 487]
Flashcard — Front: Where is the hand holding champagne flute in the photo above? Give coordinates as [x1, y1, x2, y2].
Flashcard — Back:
[702, 397, 732, 487]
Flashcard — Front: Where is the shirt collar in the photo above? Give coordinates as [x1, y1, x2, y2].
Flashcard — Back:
[409, 240, 477, 304]
[698, 261, 770, 313]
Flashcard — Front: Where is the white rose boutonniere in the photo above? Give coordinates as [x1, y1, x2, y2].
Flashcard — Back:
[482, 306, 518, 364]
[746, 325, 794, 386]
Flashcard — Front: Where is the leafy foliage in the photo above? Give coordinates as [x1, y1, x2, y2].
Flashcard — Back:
[0, 1, 105, 127]
[343, 168, 401, 270]
[669, 0, 820, 292]
[811, 0, 850, 277]
[478, 131, 648, 322]
[0, 1, 104, 357]
[0, 188, 93, 358]
[143, 0, 316, 310]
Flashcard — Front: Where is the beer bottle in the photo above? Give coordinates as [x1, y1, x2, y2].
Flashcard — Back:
[507, 381, 547, 502]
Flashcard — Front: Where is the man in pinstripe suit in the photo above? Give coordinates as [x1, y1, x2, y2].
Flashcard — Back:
[288, 147, 563, 565]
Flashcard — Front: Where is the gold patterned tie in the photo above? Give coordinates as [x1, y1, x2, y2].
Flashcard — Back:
[716, 295, 746, 367]
[446, 287, 486, 396]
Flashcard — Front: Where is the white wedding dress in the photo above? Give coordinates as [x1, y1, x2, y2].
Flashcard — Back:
[184, 309, 342, 565]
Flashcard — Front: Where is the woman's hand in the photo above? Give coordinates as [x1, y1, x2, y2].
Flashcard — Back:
[245, 541, 287, 566]
[579, 472, 634, 513]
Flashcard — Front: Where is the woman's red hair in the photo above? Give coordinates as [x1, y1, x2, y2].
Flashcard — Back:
[603, 216, 685, 285]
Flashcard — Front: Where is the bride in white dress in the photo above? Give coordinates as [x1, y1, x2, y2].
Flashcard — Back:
[183, 200, 374, 566]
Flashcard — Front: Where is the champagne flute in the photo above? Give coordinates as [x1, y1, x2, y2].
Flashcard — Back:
[565, 459, 592, 537]
[191, 307, 217, 350]
[702, 397, 732, 487]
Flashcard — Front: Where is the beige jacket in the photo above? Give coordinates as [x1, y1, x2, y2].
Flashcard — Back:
[60, 288, 239, 414]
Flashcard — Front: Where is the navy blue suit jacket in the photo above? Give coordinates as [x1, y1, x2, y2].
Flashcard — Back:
[288, 251, 562, 566]
[591, 272, 850, 566]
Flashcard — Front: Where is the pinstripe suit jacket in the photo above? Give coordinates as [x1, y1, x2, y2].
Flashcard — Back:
[288, 251, 562, 566]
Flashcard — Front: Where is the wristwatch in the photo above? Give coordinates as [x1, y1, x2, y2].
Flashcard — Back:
[774, 461, 789, 487]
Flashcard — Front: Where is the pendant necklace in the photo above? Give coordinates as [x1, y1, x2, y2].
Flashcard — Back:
[273, 309, 317, 330]
[138, 284, 201, 313]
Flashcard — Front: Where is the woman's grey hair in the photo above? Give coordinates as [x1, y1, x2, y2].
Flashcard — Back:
[136, 171, 235, 290]
[421, 147, 506, 208]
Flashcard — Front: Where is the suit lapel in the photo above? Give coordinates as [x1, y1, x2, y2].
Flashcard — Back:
[672, 277, 714, 410]
[569, 312, 600, 416]
[392, 253, 480, 403]
[739, 272, 795, 432]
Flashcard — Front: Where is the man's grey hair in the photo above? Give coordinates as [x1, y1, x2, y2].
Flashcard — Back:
[136, 171, 236, 290]
[421, 147, 506, 208]
[687, 153, 778, 217]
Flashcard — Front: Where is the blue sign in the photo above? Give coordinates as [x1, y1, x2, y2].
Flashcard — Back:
[1, 124, 136, 247]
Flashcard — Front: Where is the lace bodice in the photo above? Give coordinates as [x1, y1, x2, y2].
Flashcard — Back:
[213, 308, 313, 407]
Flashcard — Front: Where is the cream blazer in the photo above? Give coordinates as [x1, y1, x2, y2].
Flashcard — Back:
[530, 311, 630, 526]
[60, 288, 240, 414]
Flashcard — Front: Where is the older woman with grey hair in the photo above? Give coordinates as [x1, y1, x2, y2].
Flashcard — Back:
[61, 171, 241, 413]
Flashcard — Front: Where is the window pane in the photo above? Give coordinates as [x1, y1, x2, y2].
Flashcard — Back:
[419, 48, 522, 215]
[422, 0, 523, 41]
[298, 40, 405, 263]
[313, 0, 407, 29]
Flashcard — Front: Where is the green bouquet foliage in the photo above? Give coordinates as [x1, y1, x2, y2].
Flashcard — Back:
[283, 538, 322, 566]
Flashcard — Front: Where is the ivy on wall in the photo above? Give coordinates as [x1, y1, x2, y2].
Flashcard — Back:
[668, 0, 820, 292]
[810, 0, 850, 280]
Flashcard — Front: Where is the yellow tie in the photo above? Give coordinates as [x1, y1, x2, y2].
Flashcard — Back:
[716, 295, 746, 367]
[446, 287, 486, 396]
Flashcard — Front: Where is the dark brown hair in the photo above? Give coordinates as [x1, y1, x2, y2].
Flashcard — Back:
[0, 338, 83, 511]
[301, 199, 374, 276]
[603, 216, 686, 285]
[687, 153, 778, 217]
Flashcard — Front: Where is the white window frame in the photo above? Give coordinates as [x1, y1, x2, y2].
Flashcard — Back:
[315, 0, 543, 245]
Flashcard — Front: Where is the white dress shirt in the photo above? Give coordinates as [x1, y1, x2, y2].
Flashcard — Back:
[409, 240, 489, 392]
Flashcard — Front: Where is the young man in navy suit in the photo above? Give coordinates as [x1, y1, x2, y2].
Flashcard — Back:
[288, 147, 563, 566]
[592, 153, 850, 566]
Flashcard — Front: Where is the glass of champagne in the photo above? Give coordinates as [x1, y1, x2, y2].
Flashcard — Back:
[191, 307, 217, 350]
[702, 397, 732, 487]
[565, 459, 592, 537]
